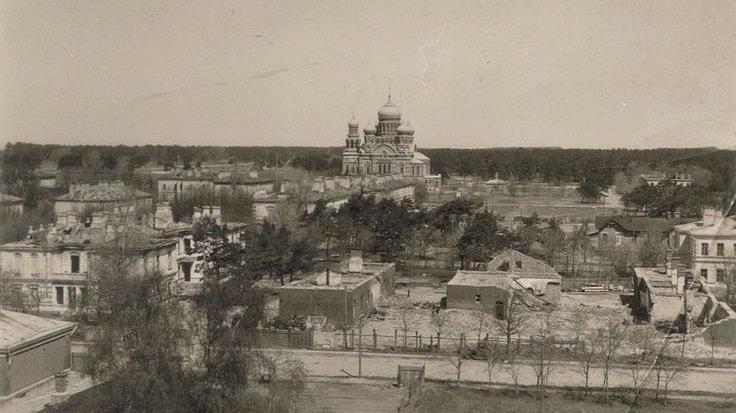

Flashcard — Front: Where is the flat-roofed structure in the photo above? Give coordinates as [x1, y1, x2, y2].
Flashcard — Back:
[0, 310, 76, 398]
[278, 252, 395, 325]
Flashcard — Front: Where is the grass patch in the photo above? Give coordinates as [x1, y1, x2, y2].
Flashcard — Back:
[406, 383, 736, 413]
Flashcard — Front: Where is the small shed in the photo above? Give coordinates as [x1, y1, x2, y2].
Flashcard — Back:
[0, 310, 76, 398]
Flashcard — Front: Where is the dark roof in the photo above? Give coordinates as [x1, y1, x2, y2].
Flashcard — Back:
[56, 183, 152, 202]
[0, 192, 23, 205]
[593, 216, 697, 235]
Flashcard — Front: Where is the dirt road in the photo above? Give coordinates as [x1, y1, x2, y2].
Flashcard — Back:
[265, 348, 736, 395]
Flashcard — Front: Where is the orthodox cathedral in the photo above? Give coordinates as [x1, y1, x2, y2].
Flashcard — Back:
[341, 96, 441, 192]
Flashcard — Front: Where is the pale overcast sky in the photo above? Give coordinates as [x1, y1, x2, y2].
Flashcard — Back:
[1, 0, 735, 149]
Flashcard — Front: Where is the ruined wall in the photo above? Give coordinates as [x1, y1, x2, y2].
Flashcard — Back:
[447, 284, 509, 312]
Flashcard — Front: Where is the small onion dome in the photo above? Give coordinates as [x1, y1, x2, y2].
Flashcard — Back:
[348, 118, 359, 128]
[363, 123, 377, 135]
[397, 123, 414, 135]
[377, 96, 401, 120]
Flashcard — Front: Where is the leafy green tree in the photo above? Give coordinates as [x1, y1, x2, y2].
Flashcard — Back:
[1, 143, 42, 208]
[539, 219, 566, 267]
[457, 210, 514, 270]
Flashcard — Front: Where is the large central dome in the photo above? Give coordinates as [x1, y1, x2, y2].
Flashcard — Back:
[377, 96, 401, 120]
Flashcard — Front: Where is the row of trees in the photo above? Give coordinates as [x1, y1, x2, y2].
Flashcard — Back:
[460, 302, 688, 408]
[4, 143, 734, 194]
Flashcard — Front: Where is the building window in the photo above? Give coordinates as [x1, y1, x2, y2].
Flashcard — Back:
[495, 301, 505, 319]
[70, 255, 80, 273]
[56, 286, 64, 305]
[716, 269, 725, 283]
[474, 294, 481, 303]
[515, 260, 522, 269]
[184, 238, 192, 254]
[182, 262, 192, 282]
[68, 287, 77, 310]
[700, 269, 708, 281]
[717, 243, 724, 256]
[701, 243, 709, 256]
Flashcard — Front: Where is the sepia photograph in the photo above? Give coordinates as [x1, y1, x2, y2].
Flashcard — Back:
[0, 1, 735, 412]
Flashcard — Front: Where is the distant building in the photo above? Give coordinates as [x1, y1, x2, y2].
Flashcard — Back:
[0, 208, 177, 314]
[252, 178, 415, 224]
[153, 203, 247, 291]
[670, 208, 736, 301]
[0, 193, 23, 215]
[278, 251, 395, 325]
[447, 249, 561, 315]
[640, 172, 693, 187]
[0, 310, 76, 398]
[157, 173, 215, 201]
[341, 96, 441, 192]
[589, 215, 696, 259]
[54, 182, 153, 216]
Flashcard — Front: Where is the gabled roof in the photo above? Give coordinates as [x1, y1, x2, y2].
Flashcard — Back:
[447, 271, 510, 288]
[487, 249, 560, 278]
[0, 310, 76, 355]
[593, 216, 696, 235]
[682, 216, 736, 237]
[0, 192, 23, 204]
[56, 182, 152, 202]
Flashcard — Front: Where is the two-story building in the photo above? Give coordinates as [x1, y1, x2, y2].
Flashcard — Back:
[0, 209, 177, 315]
[671, 208, 736, 302]
[54, 182, 153, 217]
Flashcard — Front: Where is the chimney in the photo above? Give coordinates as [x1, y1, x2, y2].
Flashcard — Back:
[676, 264, 687, 294]
[154, 202, 173, 228]
[349, 249, 363, 273]
[702, 208, 716, 225]
[211, 206, 222, 224]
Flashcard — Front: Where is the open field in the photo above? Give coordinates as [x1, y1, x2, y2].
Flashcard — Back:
[313, 286, 736, 362]
[407, 384, 736, 413]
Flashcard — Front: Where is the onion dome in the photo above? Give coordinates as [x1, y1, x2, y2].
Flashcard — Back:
[348, 118, 359, 128]
[397, 123, 414, 135]
[377, 95, 401, 120]
[363, 119, 376, 135]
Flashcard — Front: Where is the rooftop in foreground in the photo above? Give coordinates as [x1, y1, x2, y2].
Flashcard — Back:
[0, 310, 76, 354]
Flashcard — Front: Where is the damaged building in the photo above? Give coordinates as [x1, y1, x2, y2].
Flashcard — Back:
[277, 250, 395, 326]
[447, 249, 561, 316]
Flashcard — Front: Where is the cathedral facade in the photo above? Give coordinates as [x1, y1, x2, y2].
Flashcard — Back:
[341, 96, 441, 192]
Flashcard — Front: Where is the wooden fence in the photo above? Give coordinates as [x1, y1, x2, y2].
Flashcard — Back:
[333, 329, 578, 357]
[253, 328, 314, 349]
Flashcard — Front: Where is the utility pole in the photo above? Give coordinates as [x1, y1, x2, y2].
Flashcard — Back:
[358, 316, 363, 378]
[681, 276, 688, 358]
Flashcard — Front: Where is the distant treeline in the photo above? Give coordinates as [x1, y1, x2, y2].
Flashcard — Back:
[2, 143, 735, 194]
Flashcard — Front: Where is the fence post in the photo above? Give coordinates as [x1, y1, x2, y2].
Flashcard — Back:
[415, 331, 419, 350]
[394, 329, 398, 349]
[419, 334, 423, 350]
[430, 335, 433, 352]
[373, 329, 377, 350]
[437, 332, 441, 351]
[351, 330, 355, 349]
[287, 329, 292, 347]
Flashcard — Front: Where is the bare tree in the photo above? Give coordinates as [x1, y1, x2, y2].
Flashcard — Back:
[398, 303, 416, 349]
[597, 315, 626, 399]
[496, 296, 530, 356]
[626, 324, 660, 404]
[506, 348, 524, 398]
[531, 311, 557, 412]
[573, 332, 601, 396]
[484, 339, 502, 389]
